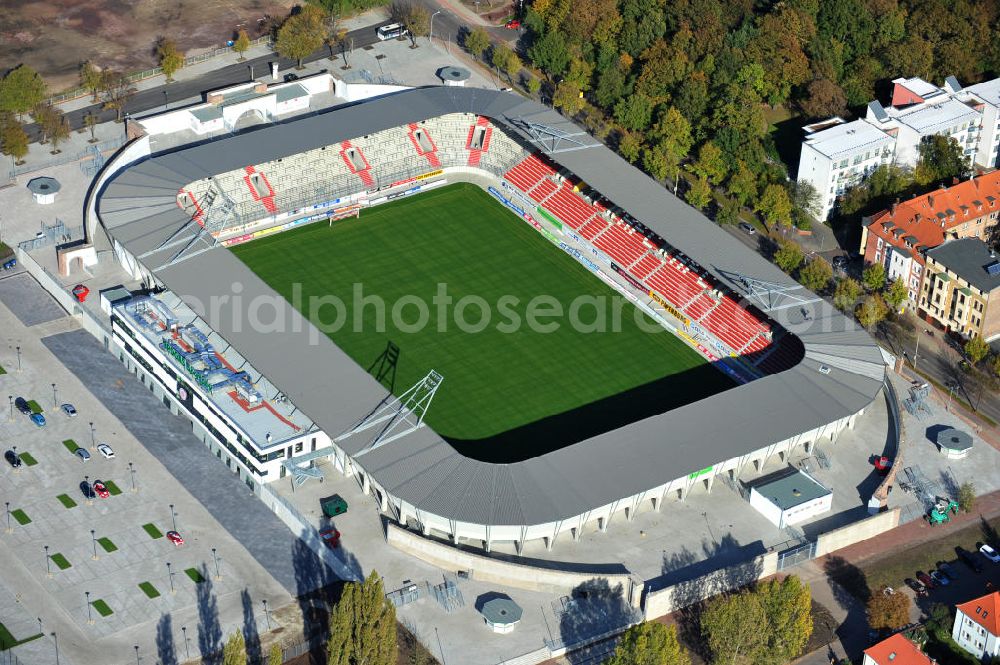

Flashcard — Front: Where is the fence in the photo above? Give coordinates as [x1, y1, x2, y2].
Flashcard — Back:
[44, 36, 274, 106]
[7, 136, 127, 180]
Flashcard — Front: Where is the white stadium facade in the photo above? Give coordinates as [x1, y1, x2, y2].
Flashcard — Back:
[86, 83, 887, 553]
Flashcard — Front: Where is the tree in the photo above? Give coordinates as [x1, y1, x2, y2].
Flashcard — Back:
[728, 161, 758, 208]
[717, 197, 741, 226]
[491, 44, 519, 82]
[965, 335, 989, 364]
[799, 77, 848, 119]
[855, 294, 888, 330]
[915, 135, 970, 186]
[614, 94, 654, 131]
[618, 130, 642, 164]
[702, 590, 768, 665]
[0, 121, 29, 165]
[99, 70, 135, 121]
[0, 65, 47, 120]
[395, 3, 430, 47]
[605, 621, 690, 665]
[757, 576, 813, 664]
[553, 81, 584, 116]
[465, 27, 490, 61]
[48, 112, 70, 154]
[757, 184, 793, 228]
[958, 481, 976, 513]
[790, 181, 821, 222]
[689, 141, 726, 185]
[327, 571, 397, 665]
[32, 103, 57, 144]
[833, 278, 862, 312]
[862, 263, 886, 291]
[233, 29, 252, 61]
[799, 257, 833, 292]
[774, 240, 804, 273]
[275, 6, 326, 69]
[223, 631, 247, 665]
[526, 76, 542, 97]
[866, 588, 911, 632]
[80, 61, 103, 102]
[268, 644, 282, 665]
[528, 30, 571, 79]
[157, 38, 185, 82]
[686, 176, 712, 210]
[884, 278, 909, 311]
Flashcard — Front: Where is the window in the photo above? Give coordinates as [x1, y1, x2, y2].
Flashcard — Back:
[839, 159, 848, 169]
[294, 441, 303, 453]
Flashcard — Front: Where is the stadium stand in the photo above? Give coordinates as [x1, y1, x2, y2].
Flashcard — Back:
[528, 178, 558, 204]
[407, 123, 441, 168]
[340, 140, 375, 187]
[594, 222, 650, 267]
[466, 116, 493, 167]
[542, 183, 600, 230]
[503, 154, 558, 198]
[630, 254, 661, 281]
[579, 216, 609, 241]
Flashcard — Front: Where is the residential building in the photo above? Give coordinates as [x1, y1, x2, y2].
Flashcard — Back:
[920, 238, 1000, 341]
[862, 633, 935, 665]
[859, 171, 1000, 305]
[952, 591, 1000, 660]
[798, 118, 895, 221]
[797, 75, 1000, 220]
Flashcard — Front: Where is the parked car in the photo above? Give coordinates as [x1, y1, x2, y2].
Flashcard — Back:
[80, 481, 95, 499]
[92, 481, 110, 499]
[930, 570, 950, 586]
[97, 443, 115, 459]
[916, 571, 937, 589]
[166, 530, 185, 546]
[937, 561, 958, 580]
[505, 19, 521, 29]
[957, 547, 983, 573]
[29, 413, 45, 427]
[904, 578, 927, 597]
[319, 527, 341, 548]
[75, 448, 90, 462]
[61, 403, 77, 417]
[4, 450, 22, 469]
[283, 73, 299, 82]
[832, 255, 849, 271]
[981, 544, 1000, 563]
[14, 397, 31, 415]
[739, 222, 756, 235]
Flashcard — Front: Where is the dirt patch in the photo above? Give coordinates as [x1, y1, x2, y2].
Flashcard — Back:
[0, 0, 295, 91]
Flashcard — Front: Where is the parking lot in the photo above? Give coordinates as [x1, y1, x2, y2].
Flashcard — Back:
[0, 284, 290, 665]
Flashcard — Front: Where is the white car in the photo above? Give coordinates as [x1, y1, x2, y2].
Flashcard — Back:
[61, 403, 77, 417]
[96, 443, 115, 459]
[981, 544, 1000, 563]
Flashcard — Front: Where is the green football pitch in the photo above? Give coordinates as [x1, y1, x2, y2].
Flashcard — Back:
[232, 183, 733, 461]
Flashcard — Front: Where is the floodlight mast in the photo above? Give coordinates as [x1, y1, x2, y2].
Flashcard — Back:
[340, 370, 444, 455]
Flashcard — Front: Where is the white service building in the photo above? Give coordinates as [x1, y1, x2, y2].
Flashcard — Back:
[748, 468, 832, 528]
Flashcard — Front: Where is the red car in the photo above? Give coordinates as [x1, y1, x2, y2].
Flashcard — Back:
[319, 527, 341, 548]
[72, 284, 90, 303]
[873, 456, 892, 474]
[916, 571, 936, 590]
[504, 19, 521, 29]
[166, 530, 185, 546]
[92, 481, 110, 499]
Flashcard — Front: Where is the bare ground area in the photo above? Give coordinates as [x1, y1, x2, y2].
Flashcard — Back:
[0, 0, 295, 91]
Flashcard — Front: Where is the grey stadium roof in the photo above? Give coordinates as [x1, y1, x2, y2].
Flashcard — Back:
[95, 86, 886, 527]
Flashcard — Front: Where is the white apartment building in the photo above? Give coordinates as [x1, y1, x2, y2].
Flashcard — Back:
[952, 592, 999, 660]
[798, 75, 1000, 220]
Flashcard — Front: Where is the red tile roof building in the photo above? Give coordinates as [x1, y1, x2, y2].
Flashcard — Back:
[862, 633, 935, 665]
[860, 171, 1000, 305]
[952, 591, 1000, 659]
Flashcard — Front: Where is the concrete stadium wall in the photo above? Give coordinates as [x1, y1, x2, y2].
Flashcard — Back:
[386, 524, 640, 600]
[642, 550, 779, 620]
[814, 507, 900, 558]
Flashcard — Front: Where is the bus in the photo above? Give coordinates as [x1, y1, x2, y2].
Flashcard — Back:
[376, 23, 408, 40]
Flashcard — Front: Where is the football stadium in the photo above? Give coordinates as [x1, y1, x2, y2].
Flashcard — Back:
[90, 85, 887, 552]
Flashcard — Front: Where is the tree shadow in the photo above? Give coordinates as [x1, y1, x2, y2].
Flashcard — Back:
[241, 588, 262, 665]
[292, 528, 347, 654]
[156, 612, 177, 665]
[938, 470, 959, 501]
[197, 562, 222, 665]
[981, 515, 999, 546]
[822, 556, 872, 656]
[556, 578, 641, 665]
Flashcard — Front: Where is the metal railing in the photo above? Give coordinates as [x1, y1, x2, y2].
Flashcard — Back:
[7, 136, 126, 180]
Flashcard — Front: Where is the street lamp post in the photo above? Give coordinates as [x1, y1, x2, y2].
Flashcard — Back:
[170, 504, 176, 531]
[182, 626, 190, 659]
[52, 632, 59, 665]
[129, 461, 137, 492]
[167, 562, 175, 594]
[52, 383, 57, 407]
[212, 547, 221, 580]
[45, 545, 52, 577]
[85, 591, 93, 624]
[89, 422, 96, 450]
[16, 345, 21, 372]
[134, 645, 140, 665]
[429, 10, 442, 45]
[5, 501, 11, 533]
[91, 529, 99, 560]
[8, 395, 12, 422]
[262, 598, 270, 630]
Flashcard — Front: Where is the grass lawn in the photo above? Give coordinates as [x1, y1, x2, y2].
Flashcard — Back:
[50, 553, 71, 570]
[860, 515, 1000, 593]
[104, 480, 122, 496]
[142, 523, 163, 539]
[90, 599, 113, 617]
[138, 581, 161, 599]
[233, 183, 733, 460]
[0, 364, 5, 376]
[61, 439, 79, 454]
[184, 567, 205, 583]
[10, 509, 30, 525]
[26, 400, 42, 414]
[56, 494, 77, 509]
[0, 622, 42, 650]
[18, 452, 37, 466]
[97, 537, 117, 553]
